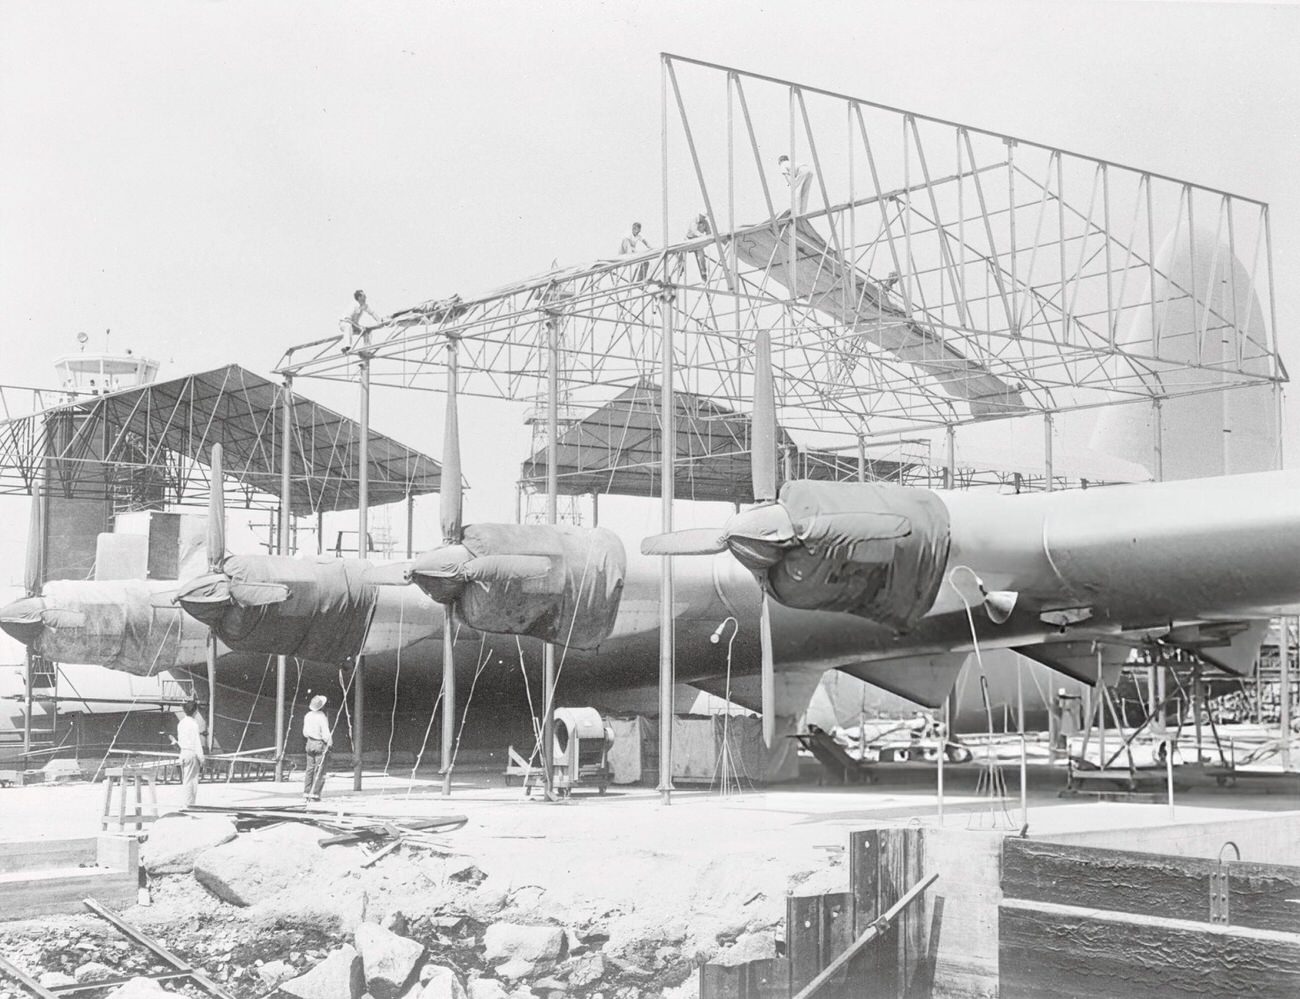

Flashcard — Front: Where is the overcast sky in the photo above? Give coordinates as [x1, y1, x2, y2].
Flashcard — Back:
[1, 0, 1298, 574]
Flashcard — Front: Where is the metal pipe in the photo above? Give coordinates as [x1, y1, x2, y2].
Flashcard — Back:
[1283, 617, 1294, 773]
[442, 339, 459, 798]
[658, 285, 676, 804]
[355, 349, 370, 791]
[1043, 412, 1054, 491]
[543, 314, 560, 799]
[276, 376, 293, 781]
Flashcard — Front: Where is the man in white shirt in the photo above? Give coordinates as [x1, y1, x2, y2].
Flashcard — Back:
[342, 289, 380, 353]
[303, 694, 333, 801]
[176, 700, 204, 807]
[777, 155, 814, 216]
[619, 223, 652, 282]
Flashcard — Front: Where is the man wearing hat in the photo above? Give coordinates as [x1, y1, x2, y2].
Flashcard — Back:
[303, 694, 333, 801]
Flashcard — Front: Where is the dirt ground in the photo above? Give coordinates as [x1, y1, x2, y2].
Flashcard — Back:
[1, 762, 1293, 999]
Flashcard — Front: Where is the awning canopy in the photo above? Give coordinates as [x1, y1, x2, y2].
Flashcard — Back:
[0, 365, 442, 515]
[518, 382, 916, 503]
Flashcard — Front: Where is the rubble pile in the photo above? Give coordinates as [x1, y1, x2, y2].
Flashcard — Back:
[1, 805, 836, 999]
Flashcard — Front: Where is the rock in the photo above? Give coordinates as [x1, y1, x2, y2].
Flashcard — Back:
[467, 980, 509, 999]
[531, 977, 565, 992]
[257, 959, 296, 987]
[565, 953, 605, 988]
[38, 972, 77, 989]
[483, 924, 564, 966]
[418, 966, 466, 999]
[74, 962, 115, 984]
[193, 822, 326, 906]
[712, 931, 776, 967]
[141, 813, 238, 874]
[493, 959, 534, 981]
[281, 945, 365, 999]
[103, 978, 172, 999]
[355, 922, 425, 999]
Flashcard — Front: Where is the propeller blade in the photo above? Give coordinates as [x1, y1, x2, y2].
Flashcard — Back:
[364, 562, 415, 586]
[208, 443, 226, 570]
[760, 590, 775, 747]
[752, 328, 777, 503]
[24, 486, 44, 597]
[228, 580, 292, 608]
[640, 528, 728, 557]
[441, 338, 463, 544]
[148, 589, 180, 609]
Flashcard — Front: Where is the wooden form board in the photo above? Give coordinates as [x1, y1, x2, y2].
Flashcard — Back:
[1001, 898, 1300, 999]
[1002, 837, 1300, 933]
[0, 835, 139, 922]
[1000, 837, 1300, 996]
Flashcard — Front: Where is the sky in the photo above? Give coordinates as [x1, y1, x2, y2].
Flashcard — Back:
[1, 0, 1298, 573]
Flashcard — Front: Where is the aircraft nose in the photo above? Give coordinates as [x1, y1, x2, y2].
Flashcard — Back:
[0, 595, 46, 645]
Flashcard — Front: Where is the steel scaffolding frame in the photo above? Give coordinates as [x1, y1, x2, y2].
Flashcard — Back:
[274, 55, 1287, 801]
[276, 55, 1283, 457]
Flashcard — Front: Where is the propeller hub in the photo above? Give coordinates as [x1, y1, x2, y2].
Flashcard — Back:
[0, 596, 45, 645]
[725, 503, 797, 571]
[173, 573, 233, 628]
[409, 544, 473, 603]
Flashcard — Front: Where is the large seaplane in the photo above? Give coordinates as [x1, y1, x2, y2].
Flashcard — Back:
[5, 308, 1293, 755]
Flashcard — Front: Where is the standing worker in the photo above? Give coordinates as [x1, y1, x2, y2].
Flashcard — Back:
[777, 155, 814, 216]
[684, 213, 711, 281]
[302, 694, 333, 802]
[176, 699, 204, 807]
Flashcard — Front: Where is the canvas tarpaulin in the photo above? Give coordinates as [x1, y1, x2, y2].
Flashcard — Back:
[433, 523, 627, 649]
[185, 555, 379, 662]
[35, 579, 208, 675]
[765, 481, 951, 631]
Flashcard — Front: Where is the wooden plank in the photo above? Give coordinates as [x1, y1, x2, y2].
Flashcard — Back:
[1000, 897, 1300, 999]
[848, 828, 880, 992]
[872, 829, 903, 997]
[787, 893, 822, 995]
[901, 828, 925, 995]
[1003, 838, 1300, 933]
[699, 958, 787, 999]
[0, 870, 136, 921]
[850, 828, 880, 931]
[0, 838, 97, 874]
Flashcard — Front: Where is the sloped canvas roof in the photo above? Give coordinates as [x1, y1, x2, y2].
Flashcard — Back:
[519, 382, 915, 503]
[0, 365, 442, 515]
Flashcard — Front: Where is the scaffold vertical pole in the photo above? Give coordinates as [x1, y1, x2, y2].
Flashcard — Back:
[1284, 618, 1294, 773]
[355, 347, 369, 792]
[945, 425, 956, 490]
[276, 376, 292, 781]
[542, 314, 559, 800]
[658, 283, 676, 806]
[443, 336, 460, 799]
[1043, 413, 1054, 491]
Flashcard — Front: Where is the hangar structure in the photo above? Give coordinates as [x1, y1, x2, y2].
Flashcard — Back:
[0, 359, 443, 760]
[274, 55, 1287, 798]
